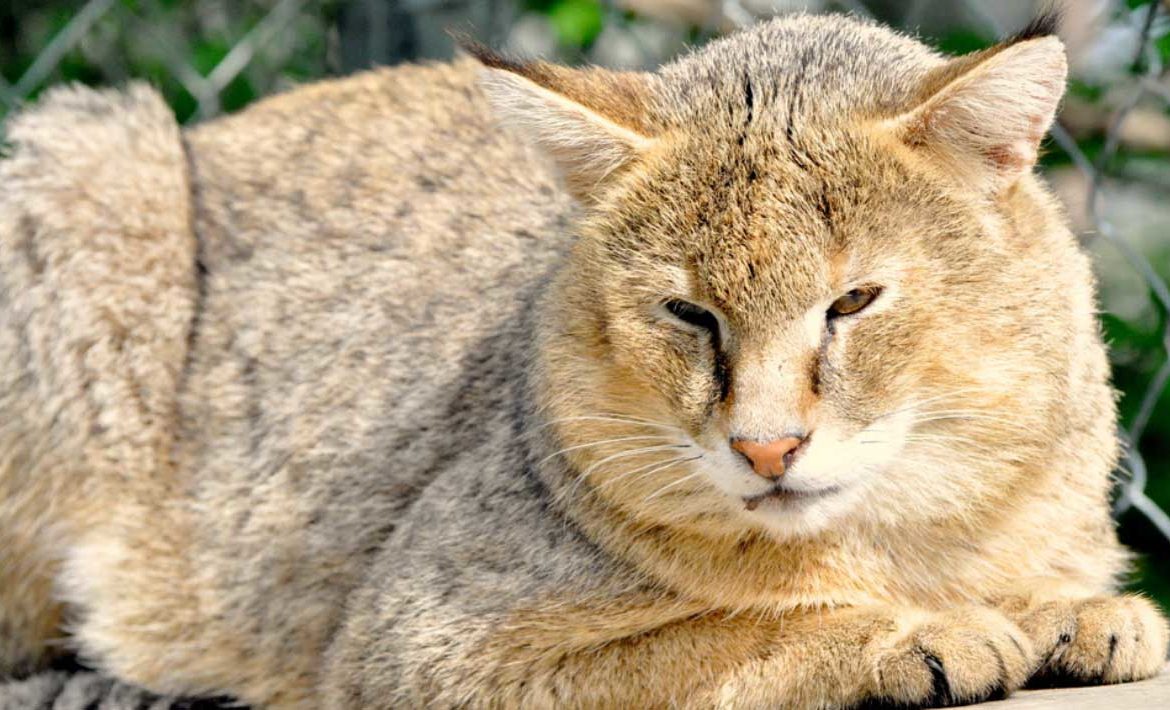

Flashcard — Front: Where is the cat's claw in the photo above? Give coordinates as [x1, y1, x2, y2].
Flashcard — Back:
[1020, 595, 1169, 687]
[863, 607, 1035, 708]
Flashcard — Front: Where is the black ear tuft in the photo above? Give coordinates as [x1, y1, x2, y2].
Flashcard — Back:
[449, 31, 531, 73]
[1007, 6, 1063, 44]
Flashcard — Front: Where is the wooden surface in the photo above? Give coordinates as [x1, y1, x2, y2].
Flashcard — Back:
[963, 664, 1170, 709]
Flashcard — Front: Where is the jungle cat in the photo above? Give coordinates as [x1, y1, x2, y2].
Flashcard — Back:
[0, 10, 1167, 709]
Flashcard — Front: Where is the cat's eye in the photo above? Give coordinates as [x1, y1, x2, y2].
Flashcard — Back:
[663, 299, 720, 337]
[827, 286, 882, 320]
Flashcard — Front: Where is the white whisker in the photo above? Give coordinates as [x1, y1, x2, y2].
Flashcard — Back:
[537, 435, 680, 465]
[872, 387, 997, 423]
[642, 466, 706, 502]
[536, 415, 685, 433]
[559, 453, 697, 505]
[903, 434, 999, 457]
[595, 411, 681, 427]
[601, 454, 703, 495]
[574, 445, 693, 489]
[910, 411, 1017, 429]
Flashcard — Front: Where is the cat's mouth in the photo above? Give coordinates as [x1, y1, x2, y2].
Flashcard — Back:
[742, 484, 842, 511]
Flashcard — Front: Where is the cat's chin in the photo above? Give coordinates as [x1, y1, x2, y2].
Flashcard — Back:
[740, 484, 860, 539]
[742, 484, 841, 511]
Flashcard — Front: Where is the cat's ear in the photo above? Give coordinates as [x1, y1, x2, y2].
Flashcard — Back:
[464, 44, 657, 202]
[884, 34, 1067, 195]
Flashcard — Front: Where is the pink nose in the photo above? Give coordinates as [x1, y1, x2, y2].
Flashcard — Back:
[731, 436, 805, 480]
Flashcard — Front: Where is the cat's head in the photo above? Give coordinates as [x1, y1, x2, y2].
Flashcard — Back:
[474, 14, 1108, 540]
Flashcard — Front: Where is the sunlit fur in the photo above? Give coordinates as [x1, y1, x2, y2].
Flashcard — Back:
[0, 12, 1165, 710]
[523, 21, 1117, 560]
[491, 11, 1167, 700]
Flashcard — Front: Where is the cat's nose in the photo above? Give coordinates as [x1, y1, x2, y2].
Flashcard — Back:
[730, 435, 806, 480]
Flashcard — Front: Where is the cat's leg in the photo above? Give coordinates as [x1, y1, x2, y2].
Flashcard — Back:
[324, 592, 1036, 709]
[996, 583, 1168, 686]
[710, 605, 1036, 709]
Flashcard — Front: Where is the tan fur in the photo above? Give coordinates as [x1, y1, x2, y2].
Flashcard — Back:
[477, 66, 654, 201]
[0, 12, 1165, 710]
[888, 37, 1068, 193]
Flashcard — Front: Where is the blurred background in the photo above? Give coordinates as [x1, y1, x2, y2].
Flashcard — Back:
[1, 0, 1168, 610]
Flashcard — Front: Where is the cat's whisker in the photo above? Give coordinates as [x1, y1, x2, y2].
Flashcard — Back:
[599, 458, 697, 502]
[859, 432, 1001, 462]
[601, 454, 703, 496]
[595, 411, 681, 428]
[576, 444, 692, 482]
[537, 435, 681, 465]
[555, 454, 695, 507]
[910, 411, 1018, 430]
[906, 445, 1000, 467]
[913, 408, 1012, 418]
[536, 415, 685, 434]
[903, 434, 1000, 457]
[642, 465, 706, 503]
[570, 411, 680, 427]
[872, 387, 1000, 423]
[912, 406, 1013, 417]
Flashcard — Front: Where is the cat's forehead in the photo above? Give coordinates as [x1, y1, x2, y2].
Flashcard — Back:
[609, 118, 922, 325]
[690, 183, 838, 322]
[614, 154, 830, 319]
[654, 14, 941, 131]
[674, 127, 888, 238]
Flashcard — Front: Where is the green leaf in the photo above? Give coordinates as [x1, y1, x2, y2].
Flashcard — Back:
[192, 40, 230, 76]
[1156, 32, 1170, 66]
[547, 0, 605, 48]
[932, 29, 994, 56]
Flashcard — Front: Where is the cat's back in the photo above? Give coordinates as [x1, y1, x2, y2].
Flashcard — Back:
[0, 60, 574, 696]
[184, 57, 570, 288]
[163, 60, 571, 632]
[179, 57, 570, 440]
[177, 58, 569, 482]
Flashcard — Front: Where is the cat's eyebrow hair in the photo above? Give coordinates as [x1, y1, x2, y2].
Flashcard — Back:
[816, 190, 833, 228]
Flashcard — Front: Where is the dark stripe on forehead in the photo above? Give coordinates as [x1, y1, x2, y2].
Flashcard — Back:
[744, 73, 755, 125]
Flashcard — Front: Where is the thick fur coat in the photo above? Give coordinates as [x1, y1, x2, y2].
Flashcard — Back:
[0, 12, 1166, 709]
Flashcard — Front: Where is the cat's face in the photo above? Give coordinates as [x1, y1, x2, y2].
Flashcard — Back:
[565, 123, 1057, 538]
[478, 20, 1077, 539]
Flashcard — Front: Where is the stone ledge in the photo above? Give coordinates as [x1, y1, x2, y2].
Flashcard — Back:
[964, 664, 1170, 709]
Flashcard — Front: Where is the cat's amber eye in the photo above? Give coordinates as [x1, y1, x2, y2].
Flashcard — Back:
[827, 287, 882, 320]
[663, 299, 720, 337]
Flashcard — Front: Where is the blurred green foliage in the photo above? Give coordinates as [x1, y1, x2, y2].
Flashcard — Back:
[0, 0, 335, 122]
[544, 0, 606, 46]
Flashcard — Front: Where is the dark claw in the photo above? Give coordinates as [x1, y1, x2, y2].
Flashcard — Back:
[1008, 634, 1028, 662]
[924, 652, 953, 706]
[847, 653, 953, 710]
[985, 640, 1009, 700]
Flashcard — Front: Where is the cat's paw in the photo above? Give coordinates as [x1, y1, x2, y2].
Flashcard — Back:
[1019, 594, 1168, 687]
[864, 607, 1035, 708]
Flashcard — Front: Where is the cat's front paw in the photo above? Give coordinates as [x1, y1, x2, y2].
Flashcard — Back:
[1018, 594, 1168, 687]
[864, 607, 1035, 708]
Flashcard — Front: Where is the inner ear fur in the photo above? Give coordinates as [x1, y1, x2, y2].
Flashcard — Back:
[464, 42, 659, 202]
[886, 35, 1068, 195]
